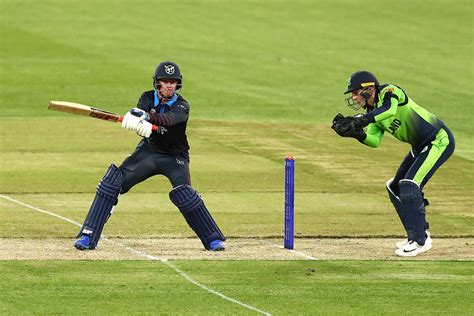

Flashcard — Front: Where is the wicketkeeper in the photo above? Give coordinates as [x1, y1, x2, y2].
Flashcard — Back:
[74, 61, 226, 251]
[332, 71, 455, 257]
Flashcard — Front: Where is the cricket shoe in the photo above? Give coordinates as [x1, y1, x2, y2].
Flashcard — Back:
[396, 231, 431, 249]
[74, 235, 95, 250]
[395, 239, 409, 249]
[395, 237, 432, 257]
[209, 239, 225, 251]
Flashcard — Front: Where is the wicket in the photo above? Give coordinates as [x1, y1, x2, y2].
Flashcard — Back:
[284, 155, 295, 249]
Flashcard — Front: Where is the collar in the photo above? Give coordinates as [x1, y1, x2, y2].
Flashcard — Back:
[154, 91, 178, 108]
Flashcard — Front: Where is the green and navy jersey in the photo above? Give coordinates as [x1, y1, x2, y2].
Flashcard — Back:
[362, 84, 444, 151]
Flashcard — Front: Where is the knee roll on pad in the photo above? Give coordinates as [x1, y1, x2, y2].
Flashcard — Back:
[398, 179, 427, 245]
[77, 164, 123, 248]
[169, 185, 226, 250]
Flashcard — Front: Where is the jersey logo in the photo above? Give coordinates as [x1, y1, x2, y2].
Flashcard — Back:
[388, 119, 401, 134]
[157, 126, 168, 135]
[382, 87, 395, 95]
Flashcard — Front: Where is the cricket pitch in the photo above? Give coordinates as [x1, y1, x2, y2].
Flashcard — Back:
[1, 238, 472, 261]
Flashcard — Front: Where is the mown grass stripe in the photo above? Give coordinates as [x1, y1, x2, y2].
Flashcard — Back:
[0, 194, 272, 316]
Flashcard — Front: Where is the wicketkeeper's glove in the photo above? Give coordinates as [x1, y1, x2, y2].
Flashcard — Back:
[331, 113, 367, 141]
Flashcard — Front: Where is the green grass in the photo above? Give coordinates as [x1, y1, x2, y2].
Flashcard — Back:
[1, 118, 473, 238]
[1, 0, 472, 131]
[0, 0, 473, 314]
[2, 190, 473, 239]
[1, 260, 473, 315]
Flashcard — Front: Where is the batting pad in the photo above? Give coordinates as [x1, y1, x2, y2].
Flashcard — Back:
[77, 164, 123, 248]
[169, 185, 226, 250]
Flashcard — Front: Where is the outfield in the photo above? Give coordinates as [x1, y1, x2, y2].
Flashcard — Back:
[1, 0, 473, 315]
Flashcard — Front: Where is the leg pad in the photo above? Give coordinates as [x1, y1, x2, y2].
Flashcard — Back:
[399, 179, 427, 245]
[386, 178, 411, 239]
[76, 164, 123, 248]
[169, 185, 225, 250]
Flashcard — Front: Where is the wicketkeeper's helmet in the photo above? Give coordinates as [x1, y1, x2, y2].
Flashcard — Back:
[153, 61, 183, 90]
[344, 71, 379, 94]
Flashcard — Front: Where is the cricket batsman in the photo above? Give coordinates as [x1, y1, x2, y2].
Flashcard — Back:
[74, 61, 226, 251]
[332, 71, 455, 257]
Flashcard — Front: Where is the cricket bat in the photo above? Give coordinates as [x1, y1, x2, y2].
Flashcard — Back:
[48, 101, 158, 131]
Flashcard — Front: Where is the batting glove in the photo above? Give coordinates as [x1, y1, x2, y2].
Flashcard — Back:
[136, 120, 153, 138]
[130, 108, 150, 121]
[121, 112, 142, 131]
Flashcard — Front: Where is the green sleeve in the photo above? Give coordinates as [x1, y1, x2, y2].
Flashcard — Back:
[368, 85, 405, 123]
[362, 123, 384, 148]
[372, 97, 398, 121]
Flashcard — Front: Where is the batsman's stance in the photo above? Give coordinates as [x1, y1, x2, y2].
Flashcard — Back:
[74, 61, 226, 251]
[332, 71, 455, 257]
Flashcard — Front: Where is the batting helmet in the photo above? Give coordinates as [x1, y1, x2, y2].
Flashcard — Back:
[344, 71, 379, 94]
[153, 61, 183, 90]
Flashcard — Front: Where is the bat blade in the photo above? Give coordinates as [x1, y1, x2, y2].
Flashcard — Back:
[48, 101, 158, 131]
[48, 101, 121, 122]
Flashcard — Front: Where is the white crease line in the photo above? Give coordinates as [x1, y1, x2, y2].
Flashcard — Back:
[0, 194, 272, 316]
[259, 239, 318, 260]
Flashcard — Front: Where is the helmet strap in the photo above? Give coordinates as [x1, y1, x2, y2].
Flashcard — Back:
[361, 87, 376, 108]
[360, 88, 371, 100]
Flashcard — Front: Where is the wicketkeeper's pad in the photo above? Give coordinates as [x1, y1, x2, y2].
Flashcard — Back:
[399, 179, 428, 245]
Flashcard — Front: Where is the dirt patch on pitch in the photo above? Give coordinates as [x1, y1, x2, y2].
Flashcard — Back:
[1, 238, 473, 260]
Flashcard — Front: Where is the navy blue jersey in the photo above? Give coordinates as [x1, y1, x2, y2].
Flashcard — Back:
[136, 90, 190, 154]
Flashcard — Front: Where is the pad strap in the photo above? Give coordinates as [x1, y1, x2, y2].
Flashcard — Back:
[169, 185, 225, 250]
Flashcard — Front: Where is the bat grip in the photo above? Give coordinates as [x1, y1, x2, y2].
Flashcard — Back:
[118, 116, 158, 131]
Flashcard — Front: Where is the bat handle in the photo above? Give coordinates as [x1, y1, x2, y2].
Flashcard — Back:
[118, 116, 158, 131]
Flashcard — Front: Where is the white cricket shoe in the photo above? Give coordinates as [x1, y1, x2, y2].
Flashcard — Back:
[396, 231, 431, 249]
[395, 236, 432, 257]
[424, 231, 432, 247]
[396, 238, 409, 249]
